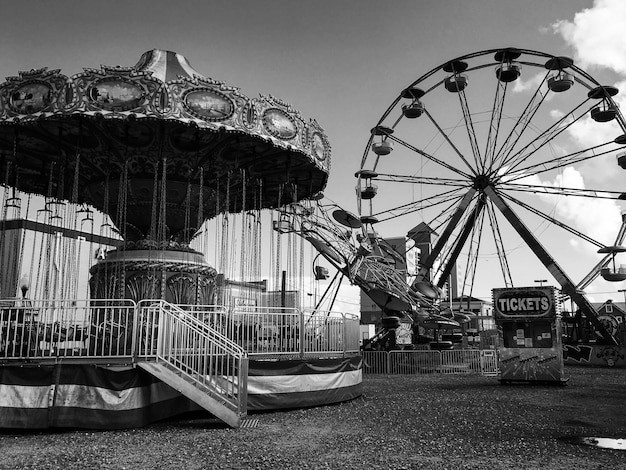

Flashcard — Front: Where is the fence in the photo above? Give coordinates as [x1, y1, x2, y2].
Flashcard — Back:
[362, 349, 499, 376]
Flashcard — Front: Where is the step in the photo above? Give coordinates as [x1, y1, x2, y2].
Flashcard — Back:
[137, 361, 245, 428]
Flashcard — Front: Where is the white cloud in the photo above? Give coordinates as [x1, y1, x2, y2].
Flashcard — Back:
[549, 109, 565, 120]
[512, 71, 547, 94]
[553, 0, 626, 74]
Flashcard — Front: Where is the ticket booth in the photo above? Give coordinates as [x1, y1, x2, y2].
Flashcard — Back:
[493, 286, 567, 384]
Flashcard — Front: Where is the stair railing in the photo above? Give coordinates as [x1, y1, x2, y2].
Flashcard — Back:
[136, 300, 248, 417]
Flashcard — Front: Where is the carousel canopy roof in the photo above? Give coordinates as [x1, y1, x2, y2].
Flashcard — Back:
[0, 49, 330, 239]
[135, 49, 202, 83]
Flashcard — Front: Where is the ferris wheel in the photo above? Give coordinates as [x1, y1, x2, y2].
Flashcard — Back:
[356, 48, 626, 344]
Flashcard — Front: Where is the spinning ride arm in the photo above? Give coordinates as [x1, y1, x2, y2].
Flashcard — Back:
[288, 201, 436, 316]
[484, 185, 618, 345]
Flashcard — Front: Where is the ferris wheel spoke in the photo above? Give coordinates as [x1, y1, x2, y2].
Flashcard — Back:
[483, 80, 509, 173]
[455, 89, 483, 172]
[386, 133, 474, 179]
[499, 181, 625, 200]
[374, 173, 469, 187]
[374, 173, 468, 185]
[485, 199, 513, 287]
[502, 143, 622, 183]
[423, 109, 477, 176]
[499, 191, 605, 248]
[484, 184, 574, 284]
[369, 187, 467, 223]
[488, 72, 550, 174]
[457, 206, 486, 299]
[485, 186, 587, 282]
[498, 99, 594, 174]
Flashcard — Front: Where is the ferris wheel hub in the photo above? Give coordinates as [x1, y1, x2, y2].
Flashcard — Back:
[473, 174, 492, 190]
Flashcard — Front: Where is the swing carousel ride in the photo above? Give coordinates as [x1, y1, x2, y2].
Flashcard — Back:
[0, 49, 371, 428]
[0, 49, 330, 305]
[353, 48, 626, 346]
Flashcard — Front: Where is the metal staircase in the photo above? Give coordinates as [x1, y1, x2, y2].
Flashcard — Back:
[135, 300, 248, 428]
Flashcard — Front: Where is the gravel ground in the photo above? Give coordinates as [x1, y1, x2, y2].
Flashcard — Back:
[1, 366, 625, 469]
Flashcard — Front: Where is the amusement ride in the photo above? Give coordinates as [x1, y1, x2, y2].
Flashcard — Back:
[0, 49, 359, 429]
[354, 48, 626, 346]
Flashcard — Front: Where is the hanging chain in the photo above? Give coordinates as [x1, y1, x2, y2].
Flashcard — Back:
[184, 175, 191, 243]
[149, 162, 159, 242]
[240, 168, 247, 287]
[256, 179, 263, 284]
[274, 183, 283, 293]
[220, 172, 231, 276]
[157, 156, 168, 246]
[197, 167, 204, 237]
[116, 160, 129, 298]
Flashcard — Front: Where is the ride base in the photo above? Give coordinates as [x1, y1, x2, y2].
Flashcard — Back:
[0, 299, 362, 429]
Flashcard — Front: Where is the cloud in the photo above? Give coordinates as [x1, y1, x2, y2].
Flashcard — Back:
[541, 0, 626, 265]
[553, 0, 626, 74]
[512, 71, 547, 94]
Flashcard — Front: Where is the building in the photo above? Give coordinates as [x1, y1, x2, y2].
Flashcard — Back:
[0, 217, 121, 300]
[590, 299, 626, 344]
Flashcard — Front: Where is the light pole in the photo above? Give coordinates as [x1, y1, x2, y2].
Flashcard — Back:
[618, 289, 626, 309]
[534, 279, 548, 287]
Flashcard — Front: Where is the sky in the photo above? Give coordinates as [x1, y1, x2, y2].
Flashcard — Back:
[2, 0, 626, 311]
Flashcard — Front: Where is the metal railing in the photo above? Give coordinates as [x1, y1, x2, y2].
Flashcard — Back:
[0, 299, 360, 362]
[0, 298, 135, 361]
[231, 307, 360, 358]
[362, 349, 500, 376]
[174, 305, 360, 358]
[138, 300, 248, 416]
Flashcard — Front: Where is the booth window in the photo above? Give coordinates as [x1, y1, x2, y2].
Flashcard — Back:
[502, 321, 553, 348]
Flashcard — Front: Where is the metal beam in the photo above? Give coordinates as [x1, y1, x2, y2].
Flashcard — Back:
[417, 188, 476, 280]
[435, 196, 486, 289]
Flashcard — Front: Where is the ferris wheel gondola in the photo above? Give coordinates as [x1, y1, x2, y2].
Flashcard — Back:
[597, 245, 626, 282]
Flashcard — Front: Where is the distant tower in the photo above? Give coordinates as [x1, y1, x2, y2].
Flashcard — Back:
[407, 222, 437, 281]
[407, 222, 458, 300]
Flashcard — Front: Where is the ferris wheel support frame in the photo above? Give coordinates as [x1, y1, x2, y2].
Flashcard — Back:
[416, 188, 477, 280]
[434, 195, 487, 290]
[484, 185, 618, 345]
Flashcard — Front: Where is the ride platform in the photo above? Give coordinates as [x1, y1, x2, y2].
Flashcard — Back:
[0, 299, 362, 429]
